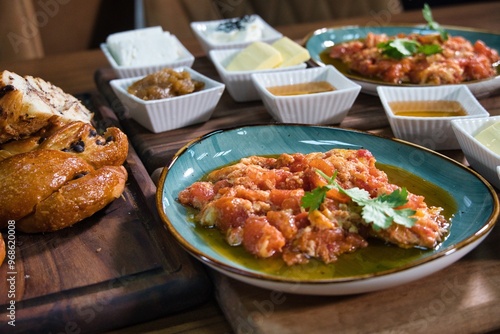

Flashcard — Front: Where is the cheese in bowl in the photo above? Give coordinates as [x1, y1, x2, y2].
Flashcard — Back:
[100, 26, 195, 78]
[209, 37, 310, 102]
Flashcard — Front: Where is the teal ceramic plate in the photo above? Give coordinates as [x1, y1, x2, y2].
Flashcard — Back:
[156, 125, 498, 295]
[303, 25, 500, 97]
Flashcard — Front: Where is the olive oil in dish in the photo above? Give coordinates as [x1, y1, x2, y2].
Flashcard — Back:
[389, 100, 467, 117]
[267, 81, 335, 96]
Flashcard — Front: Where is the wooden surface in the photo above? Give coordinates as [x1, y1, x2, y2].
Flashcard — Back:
[1, 2, 500, 333]
[0, 96, 213, 333]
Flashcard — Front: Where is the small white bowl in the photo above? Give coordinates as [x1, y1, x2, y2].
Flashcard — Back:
[377, 85, 490, 150]
[190, 15, 283, 54]
[452, 115, 500, 189]
[100, 35, 195, 78]
[209, 48, 306, 102]
[109, 67, 225, 133]
[251, 65, 361, 124]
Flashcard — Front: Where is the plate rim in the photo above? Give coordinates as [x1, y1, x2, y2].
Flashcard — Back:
[302, 24, 500, 88]
[156, 123, 499, 286]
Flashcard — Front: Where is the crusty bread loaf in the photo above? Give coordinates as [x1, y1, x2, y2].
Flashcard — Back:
[0, 150, 95, 225]
[0, 70, 129, 234]
[0, 149, 128, 233]
[17, 165, 127, 233]
[0, 234, 5, 266]
[0, 116, 65, 160]
[38, 121, 129, 168]
[0, 70, 93, 143]
[0, 121, 129, 168]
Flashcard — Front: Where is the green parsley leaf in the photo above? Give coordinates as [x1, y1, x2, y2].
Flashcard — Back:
[392, 39, 420, 56]
[301, 169, 418, 231]
[301, 169, 338, 212]
[418, 43, 442, 56]
[422, 3, 448, 41]
[378, 39, 420, 59]
[301, 185, 329, 212]
[356, 189, 418, 231]
[376, 4, 448, 60]
[378, 38, 442, 59]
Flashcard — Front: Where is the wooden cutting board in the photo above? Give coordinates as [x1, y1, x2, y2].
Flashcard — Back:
[0, 95, 212, 333]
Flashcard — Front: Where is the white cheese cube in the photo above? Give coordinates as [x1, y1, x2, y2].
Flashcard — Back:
[106, 27, 180, 66]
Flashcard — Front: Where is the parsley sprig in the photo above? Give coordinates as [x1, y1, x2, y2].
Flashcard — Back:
[422, 3, 449, 41]
[377, 39, 442, 59]
[376, 4, 448, 60]
[301, 169, 417, 231]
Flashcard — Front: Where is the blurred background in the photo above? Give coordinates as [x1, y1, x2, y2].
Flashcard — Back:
[0, 0, 486, 62]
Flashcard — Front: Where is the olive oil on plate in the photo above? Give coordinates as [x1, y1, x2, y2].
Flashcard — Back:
[190, 163, 455, 281]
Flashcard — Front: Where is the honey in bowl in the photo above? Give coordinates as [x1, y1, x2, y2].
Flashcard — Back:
[389, 100, 468, 117]
[267, 81, 335, 96]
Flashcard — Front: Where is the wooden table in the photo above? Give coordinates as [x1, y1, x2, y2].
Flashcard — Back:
[1, 2, 499, 333]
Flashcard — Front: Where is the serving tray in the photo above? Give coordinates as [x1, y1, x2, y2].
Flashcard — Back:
[0, 95, 212, 333]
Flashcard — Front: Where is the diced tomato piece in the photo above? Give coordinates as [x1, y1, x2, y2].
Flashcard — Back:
[242, 216, 285, 258]
[326, 188, 350, 203]
[474, 40, 500, 62]
[178, 182, 215, 209]
[269, 189, 304, 212]
[206, 197, 252, 232]
[267, 210, 298, 239]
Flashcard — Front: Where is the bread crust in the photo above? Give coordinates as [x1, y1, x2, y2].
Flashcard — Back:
[0, 121, 129, 168]
[0, 150, 95, 227]
[0, 150, 128, 233]
[0, 70, 93, 143]
[0, 70, 128, 235]
[0, 116, 65, 160]
[38, 122, 129, 168]
[17, 165, 127, 233]
[0, 234, 5, 266]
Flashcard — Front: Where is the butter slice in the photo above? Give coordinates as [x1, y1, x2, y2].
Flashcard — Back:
[272, 37, 310, 68]
[226, 42, 282, 71]
[474, 121, 500, 155]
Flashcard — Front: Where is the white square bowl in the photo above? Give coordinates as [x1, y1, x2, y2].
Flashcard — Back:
[100, 35, 195, 78]
[190, 15, 283, 54]
[109, 67, 225, 133]
[451, 115, 500, 189]
[377, 85, 490, 150]
[209, 48, 306, 102]
[251, 65, 361, 124]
